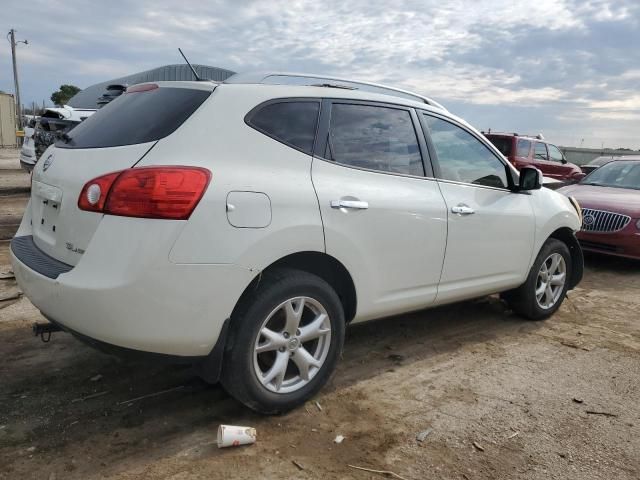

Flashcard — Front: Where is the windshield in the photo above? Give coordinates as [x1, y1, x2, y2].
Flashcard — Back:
[588, 156, 615, 166]
[580, 161, 640, 190]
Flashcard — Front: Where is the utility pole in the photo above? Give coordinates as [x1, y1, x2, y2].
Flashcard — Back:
[8, 29, 28, 129]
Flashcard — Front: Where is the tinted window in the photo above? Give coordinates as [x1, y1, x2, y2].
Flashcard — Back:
[548, 144, 564, 162]
[486, 136, 512, 156]
[423, 114, 508, 189]
[248, 101, 320, 155]
[534, 142, 548, 160]
[589, 156, 615, 166]
[516, 139, 531, 157]
[58, 87, 210, 149]
[327, 103, 423, 176]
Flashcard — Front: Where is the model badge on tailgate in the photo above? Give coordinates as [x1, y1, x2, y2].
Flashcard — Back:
[66, 242, 85, 254]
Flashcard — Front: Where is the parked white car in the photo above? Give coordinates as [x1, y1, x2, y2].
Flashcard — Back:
[19, 126, 37, 170]
[20, 106, 96, 172]
[11, 74, 583, 413]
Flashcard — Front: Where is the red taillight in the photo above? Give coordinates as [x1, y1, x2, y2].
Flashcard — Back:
[78, 171, 120, 212]
[78, 166, 211, 220]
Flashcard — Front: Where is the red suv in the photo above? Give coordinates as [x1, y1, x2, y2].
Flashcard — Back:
[484, 133, 584, 182]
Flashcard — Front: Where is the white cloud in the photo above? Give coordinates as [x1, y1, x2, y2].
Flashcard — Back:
[1, 0, 638, 147]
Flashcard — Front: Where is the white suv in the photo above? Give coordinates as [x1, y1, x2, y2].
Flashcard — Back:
[11, 73, 583, 413]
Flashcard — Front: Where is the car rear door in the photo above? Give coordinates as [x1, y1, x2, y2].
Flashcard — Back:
[311, 100, 448, 321]
[419, 112, 535, 303]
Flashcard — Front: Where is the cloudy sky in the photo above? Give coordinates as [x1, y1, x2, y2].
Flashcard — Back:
[2, 0, 639, 148]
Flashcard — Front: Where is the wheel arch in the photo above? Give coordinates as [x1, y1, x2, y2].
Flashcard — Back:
[548, 227, 584, 289]
[232, 251, 357, 324]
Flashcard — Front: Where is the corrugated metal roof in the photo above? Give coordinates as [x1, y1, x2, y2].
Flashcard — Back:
[68, 64, 235, 109]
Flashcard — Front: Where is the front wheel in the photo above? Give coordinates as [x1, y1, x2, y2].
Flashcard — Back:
[220, 269, 345, 414]
[502, 238, 572, 320]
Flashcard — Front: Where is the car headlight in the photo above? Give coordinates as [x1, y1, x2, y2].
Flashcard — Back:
[568, 196, 582, 220]
[636, 219, 640, 230]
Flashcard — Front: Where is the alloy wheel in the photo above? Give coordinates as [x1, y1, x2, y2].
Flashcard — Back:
[535, 253, 567, 310]
[253, 296, 332, 394]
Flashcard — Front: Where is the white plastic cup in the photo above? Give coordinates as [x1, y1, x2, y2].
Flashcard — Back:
[217, 424, 257, 448]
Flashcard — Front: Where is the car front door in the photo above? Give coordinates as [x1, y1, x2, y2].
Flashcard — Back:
[547, 144, 572, 179]
[311, 101, 448, 321]
[533, 142, 560, 178]
[419, 112, 535, 303]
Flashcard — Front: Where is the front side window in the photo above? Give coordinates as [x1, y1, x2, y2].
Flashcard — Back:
[534, 142, 548, 160]
[423, 114, 508, 189]
[516, 139, 531, 157]
[248, 101, 320, 155]
[327, 103, 424, 176]
[548, 144, 564, 162]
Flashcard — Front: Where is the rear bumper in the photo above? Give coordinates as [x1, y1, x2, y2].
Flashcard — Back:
[10, 217, 256, 357]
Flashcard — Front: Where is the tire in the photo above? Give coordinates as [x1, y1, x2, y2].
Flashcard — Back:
[220, 268, 345, 414]
[502, 238, 572, 320]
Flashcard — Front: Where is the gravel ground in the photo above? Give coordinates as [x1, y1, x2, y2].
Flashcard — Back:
[0, 148, 638, 480]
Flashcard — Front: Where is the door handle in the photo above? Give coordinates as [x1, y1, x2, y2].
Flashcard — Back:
[451, 204, 475, 215]
[331, 200, 369, 210]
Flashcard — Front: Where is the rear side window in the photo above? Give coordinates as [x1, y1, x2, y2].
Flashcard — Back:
[534, 142, 548, 160]
[516, 139, 531, 157]
[326, 103, 424, 176]
[247, 101, 320, 155]
[57, 87, 211, 149]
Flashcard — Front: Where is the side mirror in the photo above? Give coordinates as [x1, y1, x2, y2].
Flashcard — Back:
[519, 166, 543, 191]
[561, 158, 568, 164]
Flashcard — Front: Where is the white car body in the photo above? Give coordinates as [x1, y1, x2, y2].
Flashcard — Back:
[11, 77, 583, 410]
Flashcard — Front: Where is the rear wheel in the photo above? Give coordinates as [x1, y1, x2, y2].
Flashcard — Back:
[502, 238, 572, 320]
[221, 269, 345, 414]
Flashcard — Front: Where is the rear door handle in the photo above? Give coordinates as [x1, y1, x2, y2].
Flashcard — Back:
[331, 200, 369, 210]
[451, 204, 475, 215]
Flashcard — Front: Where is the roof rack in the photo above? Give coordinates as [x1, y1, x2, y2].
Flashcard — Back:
[481, 130, 545, 140]
[224, 72, 447, 111]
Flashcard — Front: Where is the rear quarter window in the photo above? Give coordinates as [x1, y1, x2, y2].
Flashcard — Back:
[486, 136, 512, 156]
[246, 101, 320, 155]
[57, 86, 211, 149]
[516, 139, 531, 157]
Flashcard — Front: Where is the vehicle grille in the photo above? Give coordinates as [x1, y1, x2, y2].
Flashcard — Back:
[581, 208, 630, 233]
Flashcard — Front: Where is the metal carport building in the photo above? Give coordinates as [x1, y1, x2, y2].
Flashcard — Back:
[68, 64, 236, 109]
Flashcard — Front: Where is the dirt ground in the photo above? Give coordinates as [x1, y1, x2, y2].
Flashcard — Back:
[0, 148, 638, 480]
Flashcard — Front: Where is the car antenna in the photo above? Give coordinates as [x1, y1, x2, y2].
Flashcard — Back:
[178, 48, 203, 81]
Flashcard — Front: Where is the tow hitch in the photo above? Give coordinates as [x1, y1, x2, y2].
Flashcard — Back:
[33, 322, 62, 343]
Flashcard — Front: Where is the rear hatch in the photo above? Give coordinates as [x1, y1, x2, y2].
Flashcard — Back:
[29, 82, 214, 265]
